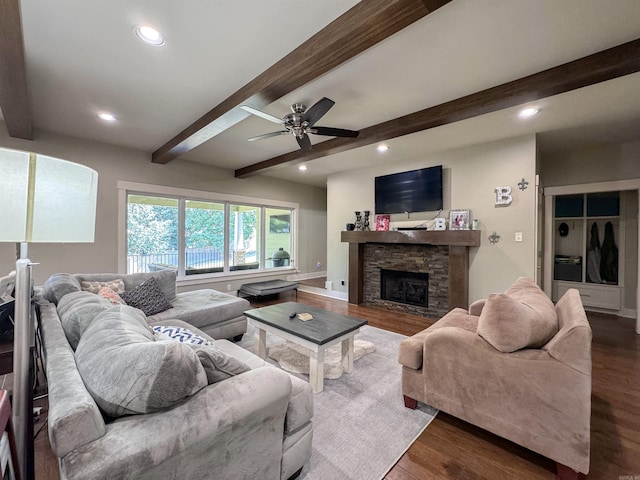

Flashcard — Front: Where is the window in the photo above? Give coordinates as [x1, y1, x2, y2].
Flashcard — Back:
[266, 208, 292, 268]
[127, 195, 179, 274]
[185, 200, 224, 275]
[122, 184, 296, 278]
[229, 204, 260, 271]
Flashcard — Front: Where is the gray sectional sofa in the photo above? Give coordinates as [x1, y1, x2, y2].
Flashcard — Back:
[42, 270, 248, 340]
[39, 271, 314, 479]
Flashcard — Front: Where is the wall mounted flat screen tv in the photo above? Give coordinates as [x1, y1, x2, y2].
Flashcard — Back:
[375, 165, 443, 214]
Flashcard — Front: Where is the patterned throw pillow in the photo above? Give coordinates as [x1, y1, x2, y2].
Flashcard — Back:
[81, 279, 125, 295]
[120, 277, 173, 316]
[98, 286, 126, 306]
[152, 325, 211, 345]
[152, 325, 251, 384]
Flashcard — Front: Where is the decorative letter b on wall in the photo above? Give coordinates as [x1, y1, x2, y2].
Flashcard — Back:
[495, 186, 513, 206]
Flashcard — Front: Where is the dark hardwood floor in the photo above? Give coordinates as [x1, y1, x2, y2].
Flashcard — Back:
[34, 290, 640, 479]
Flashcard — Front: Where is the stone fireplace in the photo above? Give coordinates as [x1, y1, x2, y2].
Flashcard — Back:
[380, 269, 429, 308]
[364, 244, 448, 317]
[341, 230, 481, 319]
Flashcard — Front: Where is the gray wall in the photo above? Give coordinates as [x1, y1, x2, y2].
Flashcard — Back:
[327, 135, 538, 303]
[0, 128, 327, 291]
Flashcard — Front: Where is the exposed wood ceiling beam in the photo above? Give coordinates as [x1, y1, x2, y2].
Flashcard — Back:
[151, 0, 452, 164]
[235, 38, 640, 178]
[0, 0, 33, 139]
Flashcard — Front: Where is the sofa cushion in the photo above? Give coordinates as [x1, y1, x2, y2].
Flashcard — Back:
[120, 277, 173, 316]
[215, 339, 313, 435]
[146, 289, 249, 329]
[57, 291, 112, 350]
[75, 305, 207, 417]
[477, 277, 558, 353]
[42, 273, 82, 304]
[80, 278, 125, 294]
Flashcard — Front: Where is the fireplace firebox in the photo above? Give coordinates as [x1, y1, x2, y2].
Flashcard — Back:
[380, 269, 429, 308]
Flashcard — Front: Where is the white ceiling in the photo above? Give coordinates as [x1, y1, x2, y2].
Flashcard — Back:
[15, 0, 640, 187]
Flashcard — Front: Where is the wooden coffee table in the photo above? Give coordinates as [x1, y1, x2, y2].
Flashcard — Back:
[244, 302, 367, 393]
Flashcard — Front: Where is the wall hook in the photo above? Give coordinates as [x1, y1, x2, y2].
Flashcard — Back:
[489, 231, 501, 244]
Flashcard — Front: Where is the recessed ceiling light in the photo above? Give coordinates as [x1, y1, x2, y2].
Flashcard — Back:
[377, 144, 389, 152]
[298, 165, 307, 171]
[134, 25, 165, 46]
[98, 112, 117, 122]
[518, 107, 539, 118]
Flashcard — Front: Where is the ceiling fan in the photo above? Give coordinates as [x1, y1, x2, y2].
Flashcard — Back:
[240, 97, 359, 152]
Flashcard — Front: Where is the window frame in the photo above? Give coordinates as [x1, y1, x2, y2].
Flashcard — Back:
[118, 181, 298, 286]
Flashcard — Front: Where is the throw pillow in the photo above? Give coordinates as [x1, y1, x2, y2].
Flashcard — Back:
[80, 278, 125, 295]
[75, 305, 207, 417]
[98, 286, 126, 305]
[189, 343, 252, 384]
[120, 277, 173, 316]
[477, 278, 558, 353]
[152, 325, 251, 384]
[152, 325, 210, 345]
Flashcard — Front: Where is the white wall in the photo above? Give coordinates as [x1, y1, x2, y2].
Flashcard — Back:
[0, 128, 327, 291]
[327, 135, 538, 303]
[541, 139, 640, 186]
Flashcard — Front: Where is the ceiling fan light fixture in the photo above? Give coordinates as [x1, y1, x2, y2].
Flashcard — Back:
[98, 112, 117, 122]
[134, 25, 165, 46]
[518, 107, 539, 118]
[377, 144, 389, 152]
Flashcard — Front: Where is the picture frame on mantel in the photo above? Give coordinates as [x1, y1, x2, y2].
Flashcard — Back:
[375, 214, 390, 231]
[449, 209, 470, 230]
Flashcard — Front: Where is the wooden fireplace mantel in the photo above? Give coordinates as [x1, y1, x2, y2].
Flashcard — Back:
[340, 230, 481, 311]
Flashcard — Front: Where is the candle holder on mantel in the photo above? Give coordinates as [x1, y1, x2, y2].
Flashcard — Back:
[354, 211, 363, 231]
[363, 210, 371, 231]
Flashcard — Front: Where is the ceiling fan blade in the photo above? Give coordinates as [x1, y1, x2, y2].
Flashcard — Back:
[248, 131, 289, 142]
[302, 97, 335, 127]
[296, 134, 312, 151]
[240, 105, 284, 125]
[312, 126, 359, 138]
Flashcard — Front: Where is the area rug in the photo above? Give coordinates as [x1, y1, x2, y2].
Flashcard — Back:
[268, 340, 375, 379]
[239, 324, 438, 480]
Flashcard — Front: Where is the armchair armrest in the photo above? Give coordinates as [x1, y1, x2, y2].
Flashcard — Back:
[398, 330, 430, 370]
[398, 308, 479, 371]
[469, 298, 486, 316]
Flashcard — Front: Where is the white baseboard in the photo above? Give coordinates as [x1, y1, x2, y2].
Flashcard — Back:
[297, 284, 348, 301]
[618, 307, 636, 319]
[287, 271, 326, 281]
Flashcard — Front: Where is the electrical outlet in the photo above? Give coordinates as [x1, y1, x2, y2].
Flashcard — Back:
[515, 232, 523, 242]
[316, 262, 322, 269]
[227, 284, 232, 291]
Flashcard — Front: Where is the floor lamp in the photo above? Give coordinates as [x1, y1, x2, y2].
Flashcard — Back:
[0, 147, 98, 479]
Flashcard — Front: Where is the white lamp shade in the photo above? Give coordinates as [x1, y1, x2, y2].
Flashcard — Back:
[0, 147, 98, 242]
